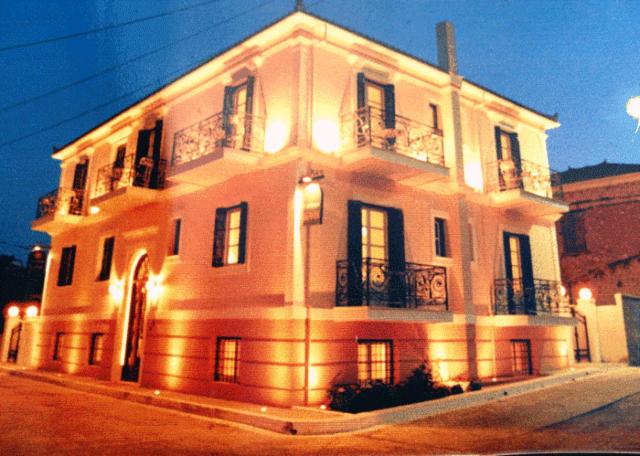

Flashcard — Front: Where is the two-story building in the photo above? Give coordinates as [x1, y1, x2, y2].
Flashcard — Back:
[24, 9, 573, 406]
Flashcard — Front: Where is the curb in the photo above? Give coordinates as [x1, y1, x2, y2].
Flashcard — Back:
[2, 366, 612, 435]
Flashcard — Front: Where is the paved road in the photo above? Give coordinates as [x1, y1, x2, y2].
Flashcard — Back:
[1, 369, 640, 455]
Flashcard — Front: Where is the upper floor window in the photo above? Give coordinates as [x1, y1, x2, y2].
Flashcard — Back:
[97, 237, 115, 281]
[57, 246, 76, 286]
[434, 217, 448, 257]
[561, 211, 587, 255]
[212, 203, 248, 267]
[429, 103, 440, 131]
[223, 77, 255, 150]
[357, 72, 396, 133]
[361, 206, 387, 262]
[88, 333, 104, 366]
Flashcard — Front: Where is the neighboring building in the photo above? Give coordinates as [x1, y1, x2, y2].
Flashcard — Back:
[25, 10, 572, 406]
[556, 161, 640, 364]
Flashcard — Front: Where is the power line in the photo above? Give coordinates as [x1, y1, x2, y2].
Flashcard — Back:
[0, 0, 276, 114]
[0, 0, 279, 150]
[0, 0, 224, 52]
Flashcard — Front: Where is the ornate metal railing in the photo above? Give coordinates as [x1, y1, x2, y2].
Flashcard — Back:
[35, 187, 85, 219]
[340, 106, 445, 167]
[336, 258, 448, 309]
[485, 159, 563, 200]
[493, 278, 571, 316]
[94, 153, 166, 198]
[172, 111, 265, 166]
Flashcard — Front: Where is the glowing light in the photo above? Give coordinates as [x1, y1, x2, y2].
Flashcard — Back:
[25, 305, 38, 318]
[319, 404, 327, 410]
[89, 206, 101, 215]
[7, 305, 19, 318]
[578, 287, 593, 300]
[627, 96, 640, 119]
[154, 390, 160, 396]
[464, 161, 484, 191]
[264, 120, 288, 153]
[147, 276, 163, 303]
[312, 119, 340, 153]
[109, 280, 125, 303]
[31, 245, 42, 252]
[560, 285, 567, 297]
[492, 377, 497, 383]
[260, 406, 267, 413]
[559, 342, 568, 357]
[301, 176, 312, 184]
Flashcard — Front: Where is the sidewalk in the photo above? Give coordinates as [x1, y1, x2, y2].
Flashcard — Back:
[0, 363, 624, 435]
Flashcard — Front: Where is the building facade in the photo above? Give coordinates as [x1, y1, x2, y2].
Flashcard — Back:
[26, 11, 573, 406]
[556, 162, 640, 364]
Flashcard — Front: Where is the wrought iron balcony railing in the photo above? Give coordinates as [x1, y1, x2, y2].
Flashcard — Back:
[340, 106, 445, 167]
[493, 278, 571, 316]
[485, 159, 563, 200]
[35, 187, 85, 219]
[94, 153, 166, 199]
[336, 258, 448, 310]
[172, 111, 265, 166]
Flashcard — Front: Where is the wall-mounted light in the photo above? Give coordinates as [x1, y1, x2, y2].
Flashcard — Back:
[25, 305, 38, 318]
[312, 119, 340, 153]
[109, 280, 125, 304]
[147, 276, 163, 303]
[7, 305, 19, 318]
[298, 170, 324, 184]
[89, 206, 101, 215]
[578, 287, 593, 301]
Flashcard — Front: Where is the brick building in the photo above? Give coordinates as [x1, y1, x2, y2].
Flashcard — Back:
[556, 161, 640, 363]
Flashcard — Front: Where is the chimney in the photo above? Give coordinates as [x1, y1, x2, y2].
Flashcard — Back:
[436, 21, 458, 74]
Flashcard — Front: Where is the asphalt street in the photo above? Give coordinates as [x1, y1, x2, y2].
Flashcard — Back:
[1, 369, 640, 455]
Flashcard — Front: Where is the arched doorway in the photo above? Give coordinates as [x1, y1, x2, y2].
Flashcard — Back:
[121, 254, 149, 382]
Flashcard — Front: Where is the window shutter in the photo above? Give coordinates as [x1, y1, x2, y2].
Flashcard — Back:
[243, 77, 255, 150]
[99, 237, 115, 281]
[387, 207, 406, 307]
[58, 246, 76, 286]
[503, 232, 513, 280]
[113, 145, 126, 169]
[357, 72, 366, 111]
[519, 234, 534, 290]
[134, 129, 152, 186]
[212, 208, 227, 267]
[383, 84, 396, 130]
[150, 120, 163, 188]
[509, 132, 522, 169]
[72, 161, 89, 190]
[494, 127, 503, 160]
[222, 86, 235, 145]
[347, 200, 363, 306]
[237, 202, 248, 264]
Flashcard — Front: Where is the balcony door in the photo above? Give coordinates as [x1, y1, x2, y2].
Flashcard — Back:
[495, 127, 522, 190]
[357, 73, 395, 146]
[347, 201, 405, 306]
[503, 232, 535, 314]
[121, 254, 149, 382]
[134, 120, 163, 189]
[70, 160, 88, 215]
[222, 76, 255, 150]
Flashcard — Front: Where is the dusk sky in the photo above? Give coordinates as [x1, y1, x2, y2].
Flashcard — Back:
[0, 0, 638, 260]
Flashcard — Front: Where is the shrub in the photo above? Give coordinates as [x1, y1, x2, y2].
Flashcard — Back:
[467, 379, 483, 391]
[450, 384, 464, 395]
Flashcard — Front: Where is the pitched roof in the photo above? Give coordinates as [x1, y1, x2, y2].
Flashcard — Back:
[559, 161, 640, 184]
[53, 9, 558, 157]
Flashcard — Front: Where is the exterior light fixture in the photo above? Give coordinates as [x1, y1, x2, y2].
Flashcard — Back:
[89, 206, 101, 215]
[298, 170, 324, 184]
[260, 406, 267, 412]
[154, 390, 161, 396]
[25, 305, 38, 318]
[578, 287, 593, 301]
[31, 245, 42, 252]
[7, 305, 19, 318]
[559, 285, 567, 297]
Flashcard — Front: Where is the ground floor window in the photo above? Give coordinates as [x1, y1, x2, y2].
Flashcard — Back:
[53, 332, 64, 361]
[214, 337, 240, 383]
[511, 339, 532, 375]
[358, 339, 393, 384]
[89, 333, 104, 366]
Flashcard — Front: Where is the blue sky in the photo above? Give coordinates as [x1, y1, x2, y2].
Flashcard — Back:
[0, 0, 638, 259]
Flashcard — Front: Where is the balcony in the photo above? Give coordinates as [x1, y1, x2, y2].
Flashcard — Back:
[32, 188, 85, 234]
[168, 111, 265, 188]
[493, 278, 571, 317]
[339, 107, 450, 186]
[90, 153, 166, 213]
[485, 159, 568, 218]
[336, 258, 448, 314]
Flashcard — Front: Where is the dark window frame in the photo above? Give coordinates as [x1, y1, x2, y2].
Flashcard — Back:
[214, 337, 240, 383]
[57, 246, 76, 286]
[561, 211, 587, 255]
[97, 237, 115, 281]
[88, 333, 104, 366]
[169, 218, 182, 256]
[212, 203, 248, 268]
[511, 339, 532, 375]
[53, 332, 64, 361]
[434, 217, 448, 257]
[357, 339, 394, 384]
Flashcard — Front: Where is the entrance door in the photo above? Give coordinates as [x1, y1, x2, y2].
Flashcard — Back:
[7, 323, 22, 363]
[503, 232, 535, 314]
[121, 255, 149, 382]
[573, 309, 591, 362]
